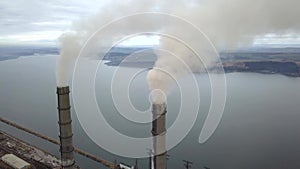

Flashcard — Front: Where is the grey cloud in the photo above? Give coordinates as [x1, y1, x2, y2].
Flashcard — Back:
[0, 0, 101, 40]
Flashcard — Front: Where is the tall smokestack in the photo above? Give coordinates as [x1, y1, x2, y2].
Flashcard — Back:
[151, 103, 167, 169]
[57, 87, 76, 169]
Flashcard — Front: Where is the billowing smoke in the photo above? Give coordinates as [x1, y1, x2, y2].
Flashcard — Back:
[57, 33, 81, 87]
[148, 0, 300, 103]
[57, 0, 300, 105]
[56, 0, 161, 87]
[147, 36, 212, 104]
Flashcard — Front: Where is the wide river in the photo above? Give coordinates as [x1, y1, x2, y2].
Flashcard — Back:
[0, 55, 299, 169]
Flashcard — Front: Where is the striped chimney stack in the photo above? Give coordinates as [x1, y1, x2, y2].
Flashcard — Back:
[151, 103, 167, 169]
[57, 86, 76, 169]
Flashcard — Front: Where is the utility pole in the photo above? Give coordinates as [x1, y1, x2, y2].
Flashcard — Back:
[183, 160, 193, 169]
[166, 154, 170, 169]
[147, 149, 154, 169]
[134, 159, 138, 169]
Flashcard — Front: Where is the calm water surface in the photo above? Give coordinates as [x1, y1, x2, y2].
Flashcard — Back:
[0, 55, 299, 169]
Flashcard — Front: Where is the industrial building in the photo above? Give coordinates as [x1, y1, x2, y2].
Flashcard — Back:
[119, 163, 134, 169]
[1, 154, 31, 169]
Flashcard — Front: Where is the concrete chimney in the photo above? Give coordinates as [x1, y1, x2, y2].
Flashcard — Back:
[57, 86, 76, 169]
[151, 103, 167, 169]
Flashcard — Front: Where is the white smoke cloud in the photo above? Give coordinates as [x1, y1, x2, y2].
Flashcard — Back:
[57, 0, 300, 106]
[147, 37, 211, 104]
[148, 0, 300, 103]
[56, 0, 163, 86]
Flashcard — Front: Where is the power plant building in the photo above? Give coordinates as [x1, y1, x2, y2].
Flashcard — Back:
[1, 154, 31, 169]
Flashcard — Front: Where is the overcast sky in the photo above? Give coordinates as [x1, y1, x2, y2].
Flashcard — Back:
[0, 0, 299, 47]
[0, 0, 103, 45]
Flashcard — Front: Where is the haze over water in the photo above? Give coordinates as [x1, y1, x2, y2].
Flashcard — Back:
[0, 55, 299, 169]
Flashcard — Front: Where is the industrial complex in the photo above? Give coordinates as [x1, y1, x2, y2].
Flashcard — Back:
[0, 86, 168, 169]
[0, 130, 60, 169]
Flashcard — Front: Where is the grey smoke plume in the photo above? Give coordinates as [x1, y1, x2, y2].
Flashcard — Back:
[148, 0, 300, 103]
[56, 0, 161, 87]
[57, 0, 300, 105]
[147, 36, 212, 104]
